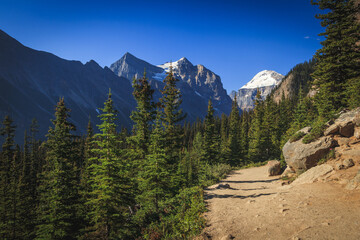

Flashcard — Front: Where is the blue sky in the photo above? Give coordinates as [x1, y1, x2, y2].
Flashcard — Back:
[0, 0, 324, 92]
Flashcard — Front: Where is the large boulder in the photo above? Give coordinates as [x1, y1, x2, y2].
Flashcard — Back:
[267, 160, 281, 176]
[292, 164, 334, 185]
[283, 136, 336, 173]
[324, 108, 360, 137]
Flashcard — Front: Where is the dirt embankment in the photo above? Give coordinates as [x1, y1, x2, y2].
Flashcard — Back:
[202, 166, 360, 240]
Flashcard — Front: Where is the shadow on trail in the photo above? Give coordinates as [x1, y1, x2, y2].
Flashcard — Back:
[220, 178, 280, 184]
[205, 192, 275, 200]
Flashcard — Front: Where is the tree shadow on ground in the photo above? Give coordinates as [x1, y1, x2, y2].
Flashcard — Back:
[220, 178, 280, 184]
[204, 192, 275, 200]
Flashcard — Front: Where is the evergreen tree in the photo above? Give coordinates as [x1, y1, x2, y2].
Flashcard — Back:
[203, 100, 219, 165]
[86, 90, 133, 239]
[312, 0, 360, 117]
[136, 110, 170, 228]
[240, 111, 250, 163]
[219, 114, 230, 164]
[248, 90, 265, 162]
[0, 116, 16, 239]
[228, 97, 242, 166]
[36, 98, 82, 240]
[160, 66, 186, 166]
[130, 71, 156, 158]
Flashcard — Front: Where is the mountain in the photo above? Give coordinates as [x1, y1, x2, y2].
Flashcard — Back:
[0, 30, 233, 142]
[272, 60, 315, 103]
[110, 53, 233, 118]
[230, 70, 284, 111]
[0, 29, 136, 141]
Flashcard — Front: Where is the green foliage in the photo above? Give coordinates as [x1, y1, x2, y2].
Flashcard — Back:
[289, 131, 306, 143]
[203, 100, 220, 165]
[228, 97, 242, 166]
[160, 67, 186, 165]
[130, 71, 156, 159]
[311, 0, 360, 117]
[85, 90, 134, 239]
[36, 98, 83, 240]
[302, 119, 327, 144]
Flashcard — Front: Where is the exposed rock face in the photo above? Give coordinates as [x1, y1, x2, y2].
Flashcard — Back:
[324, 108, 360, 137]
[267, 160, 281, 176]
[230, 70, 284, 111]
[281, 166, 295, 178]
[110, 52, 164, 81]
[292, 164, 334, 185]
[346, 170, 360, 190]
[110, 54, 233, 118]
[0, 30, 136, 141]
[343, 159, 354, 168]
[283, 135, 337, 173]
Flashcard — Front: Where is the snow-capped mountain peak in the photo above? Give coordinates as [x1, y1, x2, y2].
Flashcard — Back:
[240, 70, 284, 89]
[157, 57, 192, 71]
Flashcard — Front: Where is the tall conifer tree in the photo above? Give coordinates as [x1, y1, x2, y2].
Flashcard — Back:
[130, 71, 156, 159]
[36, 98, 82, 240]
[312, 0, 360, 117]
[203, 100, 219, 165]
[86, 90, 133, 239]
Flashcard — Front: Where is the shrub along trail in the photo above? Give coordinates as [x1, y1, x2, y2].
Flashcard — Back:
[202, 166, 360, 240]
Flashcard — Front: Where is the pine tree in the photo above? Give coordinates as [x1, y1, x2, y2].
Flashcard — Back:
[203, 100, 220, 165]
[36, 98, 82, 240]
[160, 66, 186, 166]
[86, 90, 133, 239]
[18, 130, 37, 239]
[219, 114, 230, 164]
[240, 111, 250, 163]
[312, 0, 360, 117]
[130, 70, 156, 159]
[248, 90, 265, 162]
[136, 110, 170, 227]
[228, 97, 242, 166]
[0, 115, 16, 239]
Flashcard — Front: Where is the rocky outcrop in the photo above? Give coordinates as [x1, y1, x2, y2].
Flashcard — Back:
[283, 108, 360, 174]
[346, 170, 360, 190]
[324, 108, 360, 137]
[283, 135, 336, 173]
[267, 160, 281, 176]
[110, 53, 233, 118]
[292, 164, 334, 185]
[230, 85, 278, 111]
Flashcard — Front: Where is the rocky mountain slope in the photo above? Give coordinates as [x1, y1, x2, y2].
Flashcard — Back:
[272, 60, 315, 103]
[0, 29, 136, 140]
[230, 70, 284, 110]
[0, 30, 233, 141]
[110, 53, 233, 116]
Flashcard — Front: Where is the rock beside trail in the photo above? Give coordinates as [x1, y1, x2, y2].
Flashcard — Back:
[283, 135, 336, 173]
[267, 160, 281, 176]
[292, 164, 334, 185]
[281, 166, 296, 178]
[217, 183, 231, 189]
[324, 108, 360, 137]
[343, 158, 354, 168]
[346, 170, 360, 190]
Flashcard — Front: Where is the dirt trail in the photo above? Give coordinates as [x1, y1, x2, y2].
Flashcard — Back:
[203, 166, 360, 240]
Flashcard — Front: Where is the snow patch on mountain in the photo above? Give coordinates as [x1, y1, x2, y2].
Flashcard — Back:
[240, 70, 284, 89]
[157, 57, 185, 72]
